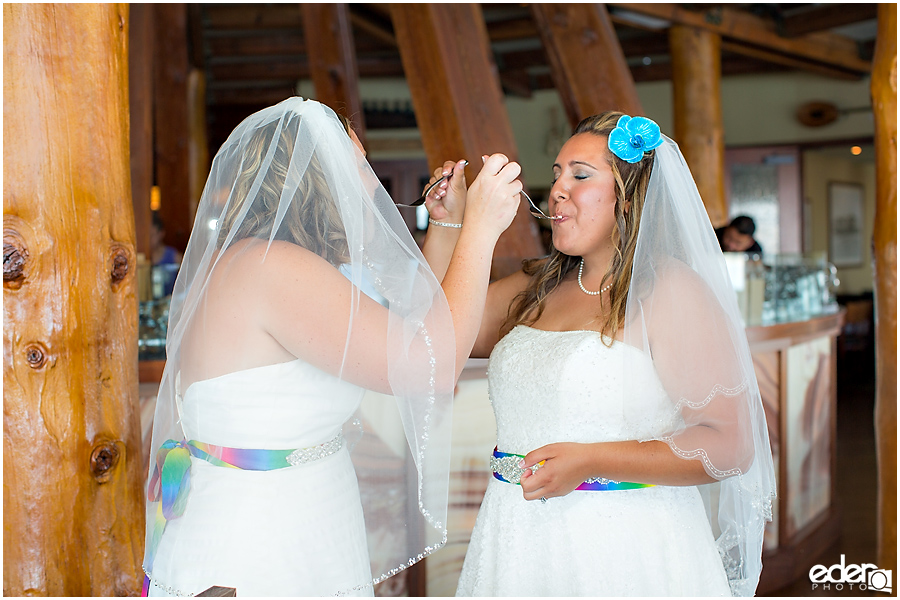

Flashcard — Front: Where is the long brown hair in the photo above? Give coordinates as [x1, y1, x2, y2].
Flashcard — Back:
[218, 111, 351, 266]
[502, 111, 656, 344]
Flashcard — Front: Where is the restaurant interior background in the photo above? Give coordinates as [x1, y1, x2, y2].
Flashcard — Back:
[133, 4, 885, 597]
[4, 3, 893, 597]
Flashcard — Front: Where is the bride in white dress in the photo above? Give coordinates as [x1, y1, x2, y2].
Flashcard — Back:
[433, 112, 776, 596]
[141, 98, 525, 596]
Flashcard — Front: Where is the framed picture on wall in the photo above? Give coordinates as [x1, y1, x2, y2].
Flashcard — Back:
[827, 182, 865, 267]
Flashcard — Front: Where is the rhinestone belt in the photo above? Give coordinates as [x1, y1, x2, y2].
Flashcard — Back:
[142, 433, 345, 597]
[491, 447, 655, 491]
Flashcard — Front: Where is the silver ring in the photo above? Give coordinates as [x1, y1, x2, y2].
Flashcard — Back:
[540, 496, 547, 504]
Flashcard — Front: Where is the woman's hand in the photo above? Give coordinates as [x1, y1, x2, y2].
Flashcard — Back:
[424, 159, 467, 225]
[519, 442, 596, 501]
[463, 153, 522, 240]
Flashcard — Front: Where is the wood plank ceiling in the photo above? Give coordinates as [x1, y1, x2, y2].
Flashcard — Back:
[189, 3, 879, 155]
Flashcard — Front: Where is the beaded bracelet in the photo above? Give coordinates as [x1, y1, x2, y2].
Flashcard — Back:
[428, 217, 463, 229]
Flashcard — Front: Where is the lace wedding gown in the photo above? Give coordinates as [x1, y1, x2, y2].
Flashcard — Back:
[145, 359, 373, 597]
[456, 326, 731, 596]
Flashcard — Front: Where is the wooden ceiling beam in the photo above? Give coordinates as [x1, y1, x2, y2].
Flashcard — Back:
[618, 34, 671, 58]
[187, 4, 205, 69]
[496, 48, 547, 70]
[487, 17, 538, 41]
[721, 40, 863, 81]
[348, 11, 396, 47]
[302, 4, 368, 141]
[207, 55, 404, 79]
[532, 3, 643, 126]
[204, 4, 303, 29]
[780, 4, 878, 38]
[391, 3, 544, 278]
[207, 34, 304, 57]
[608, 3, 871, 73]
[209, 60, 308, 82]
[499, 70, 534, 98]
[208, 86, 297, 106]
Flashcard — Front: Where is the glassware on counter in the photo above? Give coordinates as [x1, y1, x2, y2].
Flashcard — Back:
[726, 252, 840, 327]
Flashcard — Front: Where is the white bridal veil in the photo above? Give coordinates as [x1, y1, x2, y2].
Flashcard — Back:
[142, 98, 455, 594]
[622, 135, 777, 596]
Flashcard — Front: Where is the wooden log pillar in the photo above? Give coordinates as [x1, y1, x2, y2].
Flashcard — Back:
[3, 4, 144, 595]
[301, 3, 368, 147]
[669, 24, 728, 227]
[392, 3, 543, 279]
[130, 3, 154, 260]
[188, 68, 210, 219]
[154, 3, 192, 251]
[872, 2, 897, 577]
[532, 3, 643, 127]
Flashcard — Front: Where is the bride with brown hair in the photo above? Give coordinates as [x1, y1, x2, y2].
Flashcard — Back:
[141, 97, 524, 596]
[428, 112, 775, 596]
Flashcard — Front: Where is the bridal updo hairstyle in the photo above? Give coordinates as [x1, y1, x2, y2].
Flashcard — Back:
[218, 111, 352, 266]
[503, 111, 656, 345]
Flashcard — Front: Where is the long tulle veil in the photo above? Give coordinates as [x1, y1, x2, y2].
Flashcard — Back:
[142, 98, 455, 595]
[623, 135, 777, 596]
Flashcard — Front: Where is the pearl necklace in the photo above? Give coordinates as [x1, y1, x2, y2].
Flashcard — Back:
[577, 259, 612, 296]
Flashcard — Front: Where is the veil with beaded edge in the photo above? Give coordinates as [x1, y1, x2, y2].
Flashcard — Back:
[141, 97, 455, 594]
[621, 135, 777, 596]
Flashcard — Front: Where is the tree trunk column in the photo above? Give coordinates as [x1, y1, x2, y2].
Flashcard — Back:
[669, 24, 728, 227]
[872, 2, 897, 577]
[3, 4, 144, 595]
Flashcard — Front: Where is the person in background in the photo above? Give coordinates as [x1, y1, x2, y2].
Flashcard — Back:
[150, 212, 183, 297]
[716, 215, 763, 256]
[151, 212, 183, 268]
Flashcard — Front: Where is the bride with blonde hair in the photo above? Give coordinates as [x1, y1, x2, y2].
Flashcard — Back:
[141, 97, 523, 596]
[426, 111, 776, 597]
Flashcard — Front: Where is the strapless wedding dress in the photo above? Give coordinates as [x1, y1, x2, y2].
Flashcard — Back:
[456, 326, 731, 596]
[145, 359, 373, 597]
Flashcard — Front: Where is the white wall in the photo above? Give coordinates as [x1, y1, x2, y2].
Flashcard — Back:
[803, 150, 876, 295]
[329, 71, 878, 292]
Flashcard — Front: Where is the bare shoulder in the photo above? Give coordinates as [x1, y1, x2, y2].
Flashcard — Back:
[490, 264, 533, 296]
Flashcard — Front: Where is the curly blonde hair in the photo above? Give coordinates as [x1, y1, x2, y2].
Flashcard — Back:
[502, 111, 656, 344]
[218, 112, 351, 266]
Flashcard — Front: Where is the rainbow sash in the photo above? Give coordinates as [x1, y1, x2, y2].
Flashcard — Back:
[491, 447, 655, 491]
[142, 435, 342, 596]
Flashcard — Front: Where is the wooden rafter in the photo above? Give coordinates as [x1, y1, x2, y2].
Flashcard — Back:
[780, 3, 878, 38]
[204, 4, 303, 29]
[391, 3, 544, 279]
[721, 41, 863, 81]
[348, 8, 396, 47]
[532, 3, 642, 125]
[608, 3, 871, 74]
[302, 3, 368, 142]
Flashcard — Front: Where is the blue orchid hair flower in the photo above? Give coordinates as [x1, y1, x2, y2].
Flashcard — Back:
[608, 115, 663, 164]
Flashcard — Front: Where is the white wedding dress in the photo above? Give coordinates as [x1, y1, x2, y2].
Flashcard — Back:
[456, 326, 731, 597]
[145, 359, 374, 597]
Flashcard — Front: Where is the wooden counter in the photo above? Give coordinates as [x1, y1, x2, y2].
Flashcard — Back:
[136, 312, 845, 595]
[748, 311, 845, 594]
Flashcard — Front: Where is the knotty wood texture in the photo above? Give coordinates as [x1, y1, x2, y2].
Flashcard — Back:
[3, 3, 144, 595]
